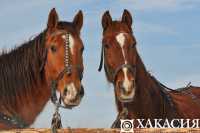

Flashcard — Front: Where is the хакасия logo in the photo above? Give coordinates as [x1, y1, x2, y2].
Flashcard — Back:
[120, 119, 200, 132]
[120, 119, 134, 133]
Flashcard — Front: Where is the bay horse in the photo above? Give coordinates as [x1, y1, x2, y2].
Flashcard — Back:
[0, 8, 84, 129]
[99, 9, 200, 128]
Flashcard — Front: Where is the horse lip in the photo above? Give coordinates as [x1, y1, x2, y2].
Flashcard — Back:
[116, 85, 135, 103]
[62, 101, 80, 108]
[64, 103, 79, 108]
[119, 98, 133, 103]
[118, 95, 134, 103]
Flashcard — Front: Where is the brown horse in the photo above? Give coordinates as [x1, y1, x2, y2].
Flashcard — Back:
[0, 8, 84, 129]
[99, 9, 200, 128]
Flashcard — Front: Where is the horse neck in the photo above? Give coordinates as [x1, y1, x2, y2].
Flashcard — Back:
[116, 51, 165, 119]
[17, 80, 51, 125]
[0, 33, 51, 125]
[1, 82, 50, 127]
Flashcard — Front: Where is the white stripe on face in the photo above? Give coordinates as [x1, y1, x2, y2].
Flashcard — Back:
[116, 33, 127, 64]
[62, 34, 74, 54]
[116, 33, 133, 94]
[122, 67, 131, 92]
[64, 82, 77, 102]
[121, 67, 135, 100]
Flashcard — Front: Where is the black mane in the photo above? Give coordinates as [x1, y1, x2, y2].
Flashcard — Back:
[0, 31, 47, 112]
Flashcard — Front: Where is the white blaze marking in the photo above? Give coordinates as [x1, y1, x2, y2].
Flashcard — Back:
[65, 83, 77, 101]
[122, 68, 135, 99]
[123, 68, 131, 92]
[116, 33, 134, 97]
[62, 34, 74, 54]
[116, 33, 125, 48]
[116, 33, 127, 64]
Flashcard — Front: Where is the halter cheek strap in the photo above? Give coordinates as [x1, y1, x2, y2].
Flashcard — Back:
[98, 44, 104, 72]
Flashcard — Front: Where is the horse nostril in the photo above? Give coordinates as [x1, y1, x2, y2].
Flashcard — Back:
[118, 80, 134, 95]
[63, 88, 68, 96]
[79, 86, 84, 96]
[131, 79, 136, 88]
[120, 87, 125, 93]
[118, 81, 123, 88]
[126, 88, 132, 95]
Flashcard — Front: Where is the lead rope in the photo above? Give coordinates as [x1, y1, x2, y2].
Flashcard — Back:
[111, 103, 129, 128]
[98, 45, 104, 72]
[51, 82, 62, 133]
[51, 103, 62, 133]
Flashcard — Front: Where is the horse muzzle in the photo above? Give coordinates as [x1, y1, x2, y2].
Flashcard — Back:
[116, 80, 135, 103]
[61, 83, 84, 108]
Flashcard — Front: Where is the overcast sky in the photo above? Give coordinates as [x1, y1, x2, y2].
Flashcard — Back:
[0, 0, 200, 128]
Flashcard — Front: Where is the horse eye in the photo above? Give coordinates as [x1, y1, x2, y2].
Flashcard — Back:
[51, 45, 57, 53]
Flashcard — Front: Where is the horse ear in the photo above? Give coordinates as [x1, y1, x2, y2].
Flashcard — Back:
[102, 11, 112, 30]
[73, 10, 83, 31]
[122, 9, 132, 28]
[47, 8, 59, 31]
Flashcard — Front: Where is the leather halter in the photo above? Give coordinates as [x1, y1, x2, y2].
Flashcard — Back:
[50, 31, 83, 109]
[98, 43, 136, 83]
